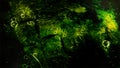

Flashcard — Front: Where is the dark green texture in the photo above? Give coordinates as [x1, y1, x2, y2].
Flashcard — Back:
[2, 0, 120, 68]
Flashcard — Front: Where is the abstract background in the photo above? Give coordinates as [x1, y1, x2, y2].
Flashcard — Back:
[1, 0, 120, 68]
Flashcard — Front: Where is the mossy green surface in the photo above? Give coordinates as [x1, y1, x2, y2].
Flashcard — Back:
[4, 0, 120, 68]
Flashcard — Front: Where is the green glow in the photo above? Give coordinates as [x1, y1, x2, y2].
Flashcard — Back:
[69, 5, 87, 13]
[53, 26, 67, 38]
[27, 21, 35, 26]
[10, 20, 17, 28]
[10, 1, 36, 20]
[32, 52, 42, 68]
[40, 23, 67, 38]
[98, 27, 105, 34]
[97, 10, 118, 32]
[17, 4, 33, 18]
[73, 25, 87, 39]
[10, 17, 19, 28]
[8, 0, 120, 67]
[102, 40, 110, 56]
[96, 10, 118, 56]
[63, 14, 73, 24]
[74, 6, 86, 13]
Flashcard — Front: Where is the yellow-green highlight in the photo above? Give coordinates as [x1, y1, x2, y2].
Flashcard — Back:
[96, 9, 118, 56]
[69, 5, 87, 13]
[97, 10, 118, 32]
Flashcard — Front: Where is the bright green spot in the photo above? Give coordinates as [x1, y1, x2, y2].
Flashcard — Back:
[27, 21, 35, 26]
[74, 6, 86, 13]
[102, 40, 110, 56]
[97, 10, 118, 32]
[69, 5, 87, 13]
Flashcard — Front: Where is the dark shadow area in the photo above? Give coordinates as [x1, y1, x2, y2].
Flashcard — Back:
[0, 0, 24, 68]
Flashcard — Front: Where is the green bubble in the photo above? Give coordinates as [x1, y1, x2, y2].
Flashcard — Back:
[101, 40, 111, 56]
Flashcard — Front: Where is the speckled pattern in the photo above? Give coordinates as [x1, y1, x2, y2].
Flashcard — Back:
[1, 0, 120, 68]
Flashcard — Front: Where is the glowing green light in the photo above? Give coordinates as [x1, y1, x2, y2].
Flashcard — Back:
[69, 5, 87, 13]
[14, 2, 35, 19]
[32, 52, 42, 68]
[53, 27, 67, 38]
[97, 10, 118, 32]
[102, 40, 110, 56]
[63, 14, 73, 25]
[27, 21, 35, 26]
[96, 10, 118, 56]
[74, 6, 86, 13]
[73, 25, 87, 39]
[98, 27, 106, 34]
